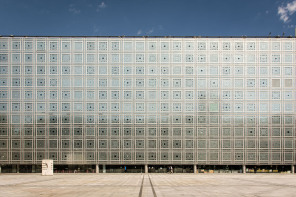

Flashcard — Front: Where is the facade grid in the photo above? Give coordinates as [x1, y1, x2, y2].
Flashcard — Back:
[0, 36, 295, 167]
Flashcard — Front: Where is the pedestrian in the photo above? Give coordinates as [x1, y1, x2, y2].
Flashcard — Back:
[124, 166, 127, 173]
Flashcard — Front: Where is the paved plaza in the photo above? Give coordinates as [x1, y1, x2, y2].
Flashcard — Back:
[1, 173, 296, 197]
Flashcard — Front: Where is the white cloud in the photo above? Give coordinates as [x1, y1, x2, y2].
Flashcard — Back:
[278, 6, 289, 22]
[137, 26, 163, 36]
[137, 29, 142, 35]
[99, 2, 106, 8]
[287, 0, 296, 13]
[69, 4, 81, 14]
[278, 0, 296, 23]
[146, 28, 154, 35]
[96, 2, 106, 12]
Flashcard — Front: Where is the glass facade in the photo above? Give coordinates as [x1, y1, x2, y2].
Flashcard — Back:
[0, 36, 295, 165]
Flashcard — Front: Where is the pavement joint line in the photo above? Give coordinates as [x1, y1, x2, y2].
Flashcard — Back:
[148, 175, 157, 197]
[138, 174, 144, 197]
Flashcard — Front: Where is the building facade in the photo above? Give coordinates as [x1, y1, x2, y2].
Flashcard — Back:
[0, 36, 295, 172]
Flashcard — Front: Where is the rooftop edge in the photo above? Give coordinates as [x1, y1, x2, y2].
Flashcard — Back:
[0, 35, 295, 38]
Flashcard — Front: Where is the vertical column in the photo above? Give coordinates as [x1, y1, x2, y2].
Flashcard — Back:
[103, 164, 106, 173]
[32, 165, 36, 173]
[145, 164, 148, 174]
[242, 165, 246, 174]
[17, 164, 20, 173]
[96, 165, 99, 173]
[193, 165, 197, 174]
[291, 165, 295, 174]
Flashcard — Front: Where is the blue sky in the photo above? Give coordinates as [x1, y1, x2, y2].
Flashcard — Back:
[1, 0, 296, 36]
